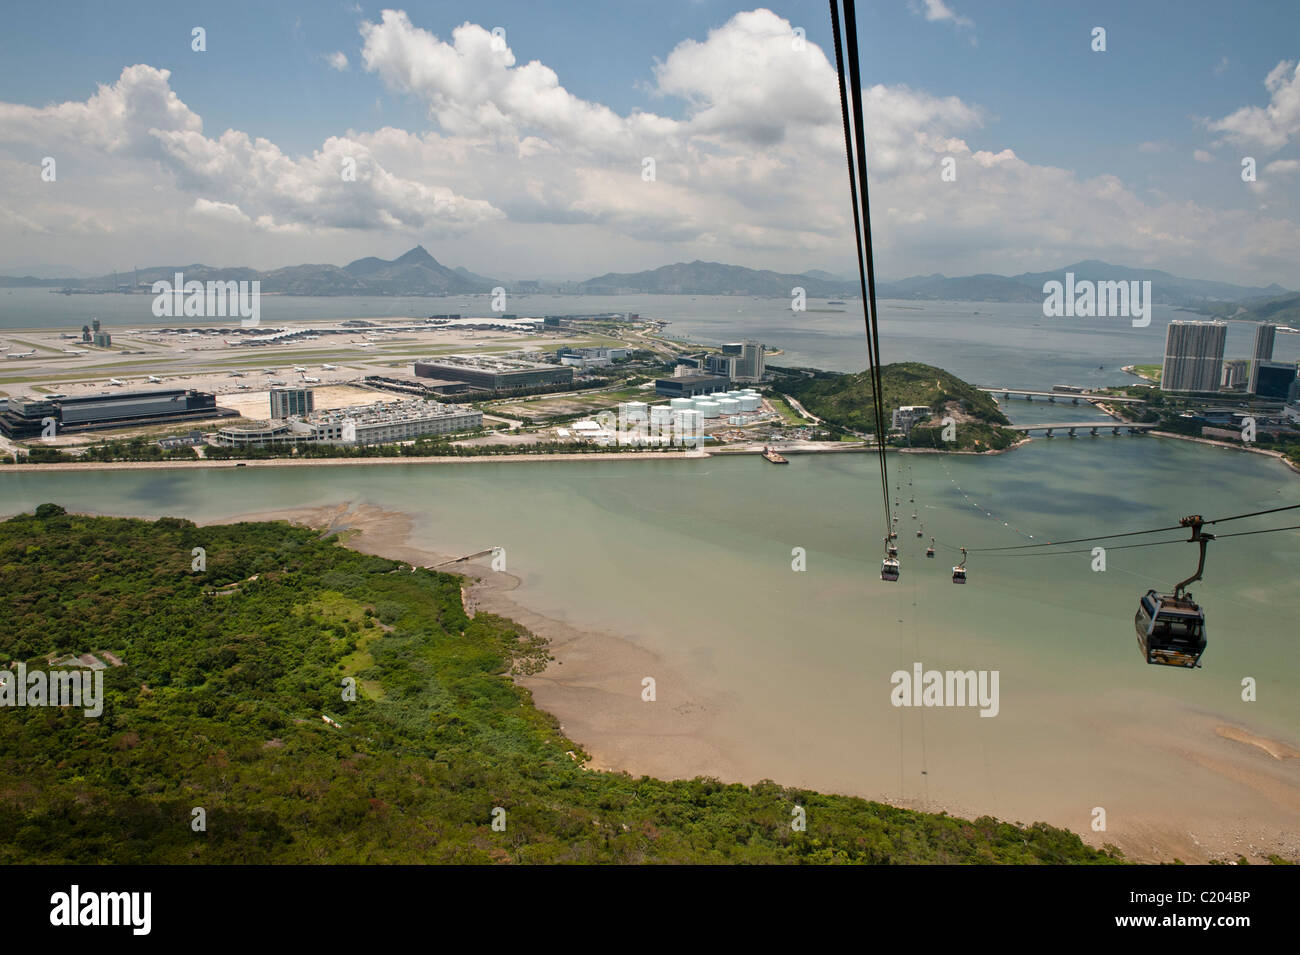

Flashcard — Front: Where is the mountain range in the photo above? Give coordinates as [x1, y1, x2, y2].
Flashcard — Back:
[0, 250, 1288, 307]
[0, 246, 498, 296]
[874, 260, 1288, 308]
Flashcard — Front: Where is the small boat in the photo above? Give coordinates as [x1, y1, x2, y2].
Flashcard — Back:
[761, 446, 788, 464]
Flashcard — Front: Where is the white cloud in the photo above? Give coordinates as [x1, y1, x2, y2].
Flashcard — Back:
[0, 63, 503, 236]
[326, 51, 350, 71]
[1265, 158, 1300, 176]
[1193, 149, 1214, 163]
[1206, 59, 1300, 151]
[912, 0, 973, 29]
[192, 198, 251, 224]
[0, 8, 1294, 286]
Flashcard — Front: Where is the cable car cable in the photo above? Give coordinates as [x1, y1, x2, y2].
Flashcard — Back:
[830, 0, 892, 543]
[951, 522, 1300, 558]
[966, 502, 1300, 553]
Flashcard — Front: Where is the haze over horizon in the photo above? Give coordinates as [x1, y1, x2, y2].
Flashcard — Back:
[1, 1, 1298, 286]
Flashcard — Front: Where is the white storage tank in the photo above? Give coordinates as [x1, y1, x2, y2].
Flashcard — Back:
[649, 405, 674, 426]
[619, 400, 649, 421]
[718, 398, 740, 414]
[695, 401, 721, 419]
[673, 409, 703, 443]
[738, 395, 761, 412]
[669, 397, 694, 411]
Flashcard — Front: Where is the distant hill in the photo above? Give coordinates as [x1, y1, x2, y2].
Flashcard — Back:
[774, 361, 1019, 451]
[0, 264, 92, 280]
[1198, 290, 1300, 326]
[579, 260, 859, 297]
[876, 260, 1288, 308]
[0, 246, 498, 296]
[575, 258, 1287, 306]
[3, 249, 1285, 306]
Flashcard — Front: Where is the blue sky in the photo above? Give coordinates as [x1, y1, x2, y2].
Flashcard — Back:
[0, 1, 1297, 284]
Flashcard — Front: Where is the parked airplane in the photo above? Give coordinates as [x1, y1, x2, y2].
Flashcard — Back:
[6, 350, 35, 359]
[293, 365, 307, 372]
[300, 375, 321, 383]
[108, 378, 126, 386]
[148, 375, 163, 383]
[229, 371, 245, 377]
[62, 348, 88, 355]
[321, 364, 338, 370]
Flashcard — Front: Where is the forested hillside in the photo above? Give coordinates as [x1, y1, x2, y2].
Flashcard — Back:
[775, 362, 1020, 451]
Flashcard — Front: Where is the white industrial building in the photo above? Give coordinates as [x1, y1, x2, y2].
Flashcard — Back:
[216, 399, 481, 448]
[891, 405, 932, 430]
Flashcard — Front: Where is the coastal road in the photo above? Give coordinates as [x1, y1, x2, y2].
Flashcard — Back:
[783, 394, 822, 424]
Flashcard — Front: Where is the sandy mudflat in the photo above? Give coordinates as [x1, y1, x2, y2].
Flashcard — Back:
[209, 501, 1300, 864]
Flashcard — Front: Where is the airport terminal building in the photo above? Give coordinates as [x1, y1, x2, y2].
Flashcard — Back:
[413, 355, 573, 391]
[0, 388, 233, 438]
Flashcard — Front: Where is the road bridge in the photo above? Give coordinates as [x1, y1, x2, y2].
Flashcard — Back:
[979, 387, 1145, 405]
[1012, 421, 1156, 437]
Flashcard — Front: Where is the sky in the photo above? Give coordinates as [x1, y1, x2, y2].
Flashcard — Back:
[0, 0, 1297, 285]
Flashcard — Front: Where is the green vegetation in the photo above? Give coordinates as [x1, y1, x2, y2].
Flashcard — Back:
[767, 393, 807, 426]
[0, 508, 1118, 864]
[1199, 291, 1300, 326]
[1130, 364, 1161, 383]
[774, 362, 1019, 451]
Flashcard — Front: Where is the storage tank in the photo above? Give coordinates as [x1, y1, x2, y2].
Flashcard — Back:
[649, 405, 673, 426]
[669, 397, 694, 411]
[695, 401, 721, 419]
[619, 400, 649, 421]
[738, 395, 761, 412]
[673, 409, 703, 443]
[718, 398, 740, 414]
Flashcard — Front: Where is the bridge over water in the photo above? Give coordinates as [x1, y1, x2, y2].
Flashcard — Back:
[1012, 421, 1156, 436]
[979, 387, 1145, 405]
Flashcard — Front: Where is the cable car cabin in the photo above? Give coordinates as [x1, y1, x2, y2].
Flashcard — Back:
[951, 566, 967, 584]
[916, 529, 923, 538]
[925, 545, 935, 558]
[887, 543, 899, 558]
[881, 558, 900, 581]
[1135, 589, 1207, 668]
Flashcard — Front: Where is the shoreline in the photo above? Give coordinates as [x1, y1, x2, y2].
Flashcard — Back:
[0, 440, 1034, 472]
[1147, 430, 1300, 474]
[200, 501, 1299, 866]
[0, 450, 709, 471]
